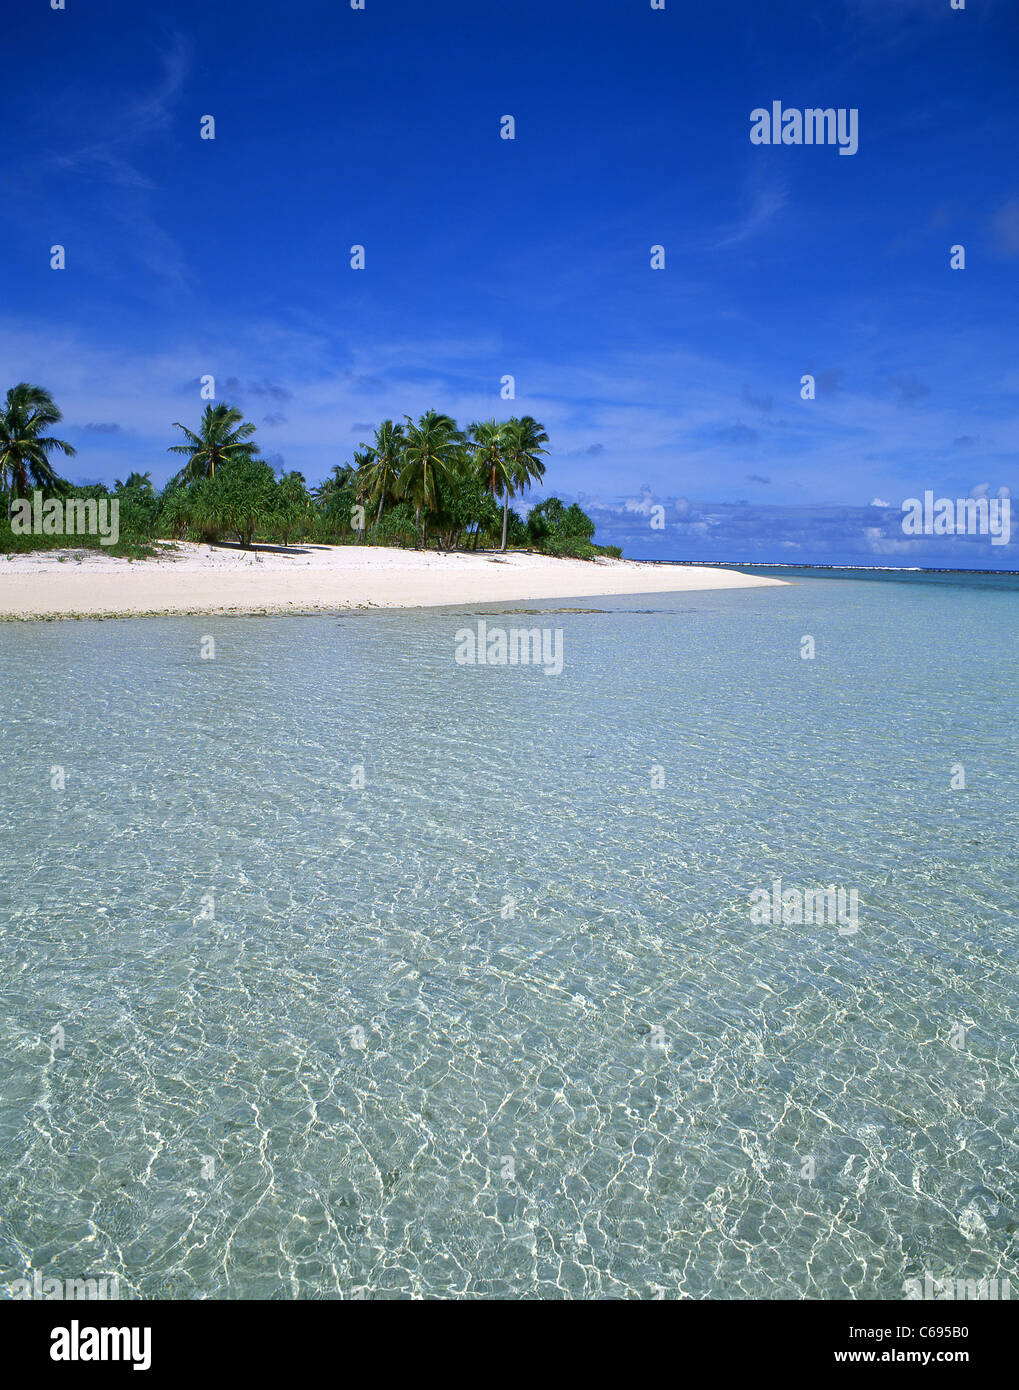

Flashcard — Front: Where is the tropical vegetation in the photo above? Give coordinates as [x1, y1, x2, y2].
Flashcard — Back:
[0, 383, 76, 517]
[0, 387, 623, 560]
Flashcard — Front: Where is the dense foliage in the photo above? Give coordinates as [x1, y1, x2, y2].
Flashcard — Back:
[0, 387, 622, 559]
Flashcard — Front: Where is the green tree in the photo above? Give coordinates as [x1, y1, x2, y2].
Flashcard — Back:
[312, 462, 361, 541]
[351, 447, 375, 543]
[525, 496, 599, 556]
[499, 415, 549, 550]
[114, 470, 153, 491]
[396, 411, 462, 547]
[158, 483, 192, 541]
[433, 461, 492, 550]
[312, 461, 355, 507]
[275, 470, 312, 545]
[0, 383, 76, 514]
[468, 418, 508, 502]
[168, 403, 259, 483]
[527, 497, 567, 540]
[524, 505, 551, 547]
[363, 419, 404, 537]
[114, 471, 160, 539]
[563, 501, 595, 541]
[373, 498, 418, 547]
[195, 454, 279, 547]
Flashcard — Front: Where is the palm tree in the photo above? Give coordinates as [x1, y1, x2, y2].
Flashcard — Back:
[167, 403, 259, 483]
[498, 416, 549, 551]
[312, 461, 356, 507]
[351, 447, 374, 542]
[396, 411, 462, 547]
[468, 418, 511, 550]
[363, 419, 404, 537]
[469, 418, 508, 497]
[0, 383, 76, 514]
[114, 470, 153, 492]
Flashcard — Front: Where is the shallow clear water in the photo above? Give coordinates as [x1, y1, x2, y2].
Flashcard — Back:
[1, 574, 1017, 1299]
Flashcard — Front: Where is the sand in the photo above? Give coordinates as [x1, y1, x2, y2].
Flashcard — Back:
[0, 542, 785, 619]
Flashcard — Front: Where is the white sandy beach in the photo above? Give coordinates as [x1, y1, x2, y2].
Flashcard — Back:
[0, 542, 784, 619]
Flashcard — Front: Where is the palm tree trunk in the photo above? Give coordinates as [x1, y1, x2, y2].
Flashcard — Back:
[501, 495, 509, 551]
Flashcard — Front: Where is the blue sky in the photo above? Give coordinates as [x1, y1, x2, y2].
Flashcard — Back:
[2, 0, 1017, 565]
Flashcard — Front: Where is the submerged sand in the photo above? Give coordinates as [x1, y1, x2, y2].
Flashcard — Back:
[0, 542, 785, 620]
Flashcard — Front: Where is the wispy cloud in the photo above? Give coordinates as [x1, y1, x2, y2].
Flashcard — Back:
[990, 196, 1019, 257]
[28, 37, 194, 285]
[713, 172, 788, 249]
[50, 36, 188, 186]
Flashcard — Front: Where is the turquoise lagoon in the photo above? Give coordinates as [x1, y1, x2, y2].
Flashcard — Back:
[0, 570, 1016, 1298]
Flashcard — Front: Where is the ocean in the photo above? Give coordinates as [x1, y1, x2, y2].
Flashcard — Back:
[1, 569, 1016, 1298]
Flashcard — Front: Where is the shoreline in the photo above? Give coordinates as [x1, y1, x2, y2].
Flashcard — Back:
[0, 542, 785, 621]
